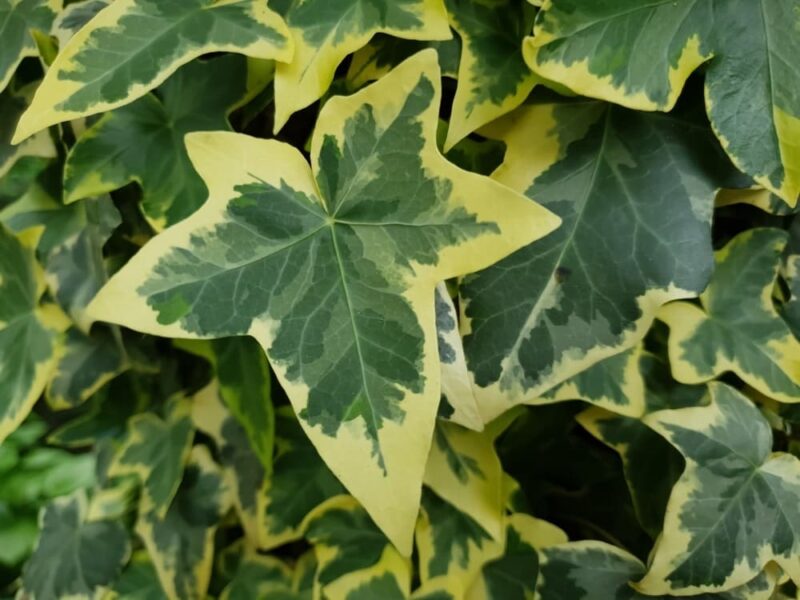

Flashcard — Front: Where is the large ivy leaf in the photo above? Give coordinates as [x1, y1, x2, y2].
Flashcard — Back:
[87, 50, 559, 553]
[271, 0, 451, 129]
[524, 0, 800, 206]
[0, 225, 68, 444]
[442, 0, 538, 150]
[109, 397, 194, 517]
[0, 0, 60, 94]
[461, 99, 738, 422]
[637, 383, 800, 595]
[305, 495, 411, 600]
[20, 490, 130, 599]
[12, 0, 292, 143]
[660, 228, 800, 403]
[537, 541, 780, 600]
[63, 54, 268, 230]
[136, 446, 231, 600]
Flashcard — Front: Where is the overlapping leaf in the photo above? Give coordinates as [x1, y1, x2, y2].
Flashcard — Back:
[461, 99, 739, 422]
[525, 0, 800, 206]
[0, 0, 60, 94]
[12, 0, 292, 142]
[87, 50, 559, 552]
[660, 228, 800, 402]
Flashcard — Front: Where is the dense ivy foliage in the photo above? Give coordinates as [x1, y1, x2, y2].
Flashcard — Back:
[1, 0, 800, 599]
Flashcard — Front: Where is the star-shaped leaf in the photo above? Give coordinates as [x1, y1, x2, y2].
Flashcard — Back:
[638, 383, 800, 594]
[12, 0, 292, 143]
[443, 0, 539, 150]
[272, 0, 451, 130]
[87, 49, 559, 553]
[659, 228, 800, 403]
[64, 54, 268, 230]
[524, 0, 800, 205]
[0, 0, 60, 94]
[0, 225, 68, 445]
[461, 98, 740, 422]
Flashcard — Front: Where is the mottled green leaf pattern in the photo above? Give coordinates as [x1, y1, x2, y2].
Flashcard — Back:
[0, 0, 60, 94]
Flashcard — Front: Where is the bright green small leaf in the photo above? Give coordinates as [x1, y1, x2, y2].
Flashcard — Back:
[638, 383, 800, 595]
[87, 50, 559, 553]
[272, 0, 451, 129]
[525, 0, 800, 206]
[63, 54, 269, 230]
[12, 0, 292, 143]
[20, 490, 130, 599]
[110, 397, 194, 516]
[0, 0, 60, 94]
[461, 98, 743, 423]
[0, 225, 69, 445]
[660, 228, 800, 403]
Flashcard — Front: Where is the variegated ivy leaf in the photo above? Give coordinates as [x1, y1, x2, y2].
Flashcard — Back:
[111, 552, 168, 600]
[412, 577, 464, 600]
[45, 326, 126, 409]
[0, 0, 60, 94]
[782, 216, 800, 339]
[109, 397, 194, 517]
[717, 188, 800, 217]
[660, 228, 800, 403]
[424, 421, 505, 542]
[466, 513, 567, 600]
[577, 352, 706, 538]
[461, 98, 742, 423]
[347, 34, 461, 90]
[0, 225, 68, 445]
[638, 383, 800, 595]
[271, 0, 451, 130]
[305, 495, 411, 600]
[51, 0, 108, 47]
[88, 50, 559, 553]
[525, 0, 800, 206]
[0, 86, 55, 182]
[415, 488, 501, 586]
[537, 541, 780, 600]
[20, 490, 130, 600]
[12, 0, 292, 143]
[261, 407, 344, 550]
[136, 445, 232, 600]
[64, 54, 270, 230]
[192, 380, 266, 547]
[443, 0, 538, 150]
[537, 344, 645, 418]
[435, 283, 482, 430]
[220, 551, 316, 600]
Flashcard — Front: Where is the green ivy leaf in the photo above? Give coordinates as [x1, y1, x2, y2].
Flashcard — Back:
[638, 383, 800, 595]
[63, 55, 269, 230]
[111, 552, 168, 600]
[660, 228, 800, 403]
[272, 0, 451, 129]
[12, 0, 292, 143]
[0, 225, 69, 444]
[221, 553, 295, 600]
[525, 0, 800, 206]
[0, 87, 56, 182]
[461, 99, 741, 423]
[0, 0, 60, 94]
[88, 50, 558, 552]
[20, 490, 130, 599]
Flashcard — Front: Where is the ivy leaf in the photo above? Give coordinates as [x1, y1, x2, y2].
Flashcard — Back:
[272, 0, 451, 129]
[136, 446, 231, 600]
[12, 0, 292, 143]
[111, 552, 168, 600]
[537, 541, 780, 600]
[87, 50, 559, 553]
[412, 577, 463, 600]
[435, 283, 482, 430]
[261, 407, 344, 550]
[443, 0, 538, 150]
[638, 383, 800, 595]
[660, 228, 800, 403]
[63, 54, 268, 230]
[0, 0, 60, 94]
[20, 491, 130, 599]
[525, 0, 800, 206]
[305, 495, 411, 599]
[109, 397, 194, 517]
[1, 87, 56, 181]
[221, 553, 294, 600]
[0, 225, 69, 444]
[781, 216, 800, 339]
[461, 99, 741, 423]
